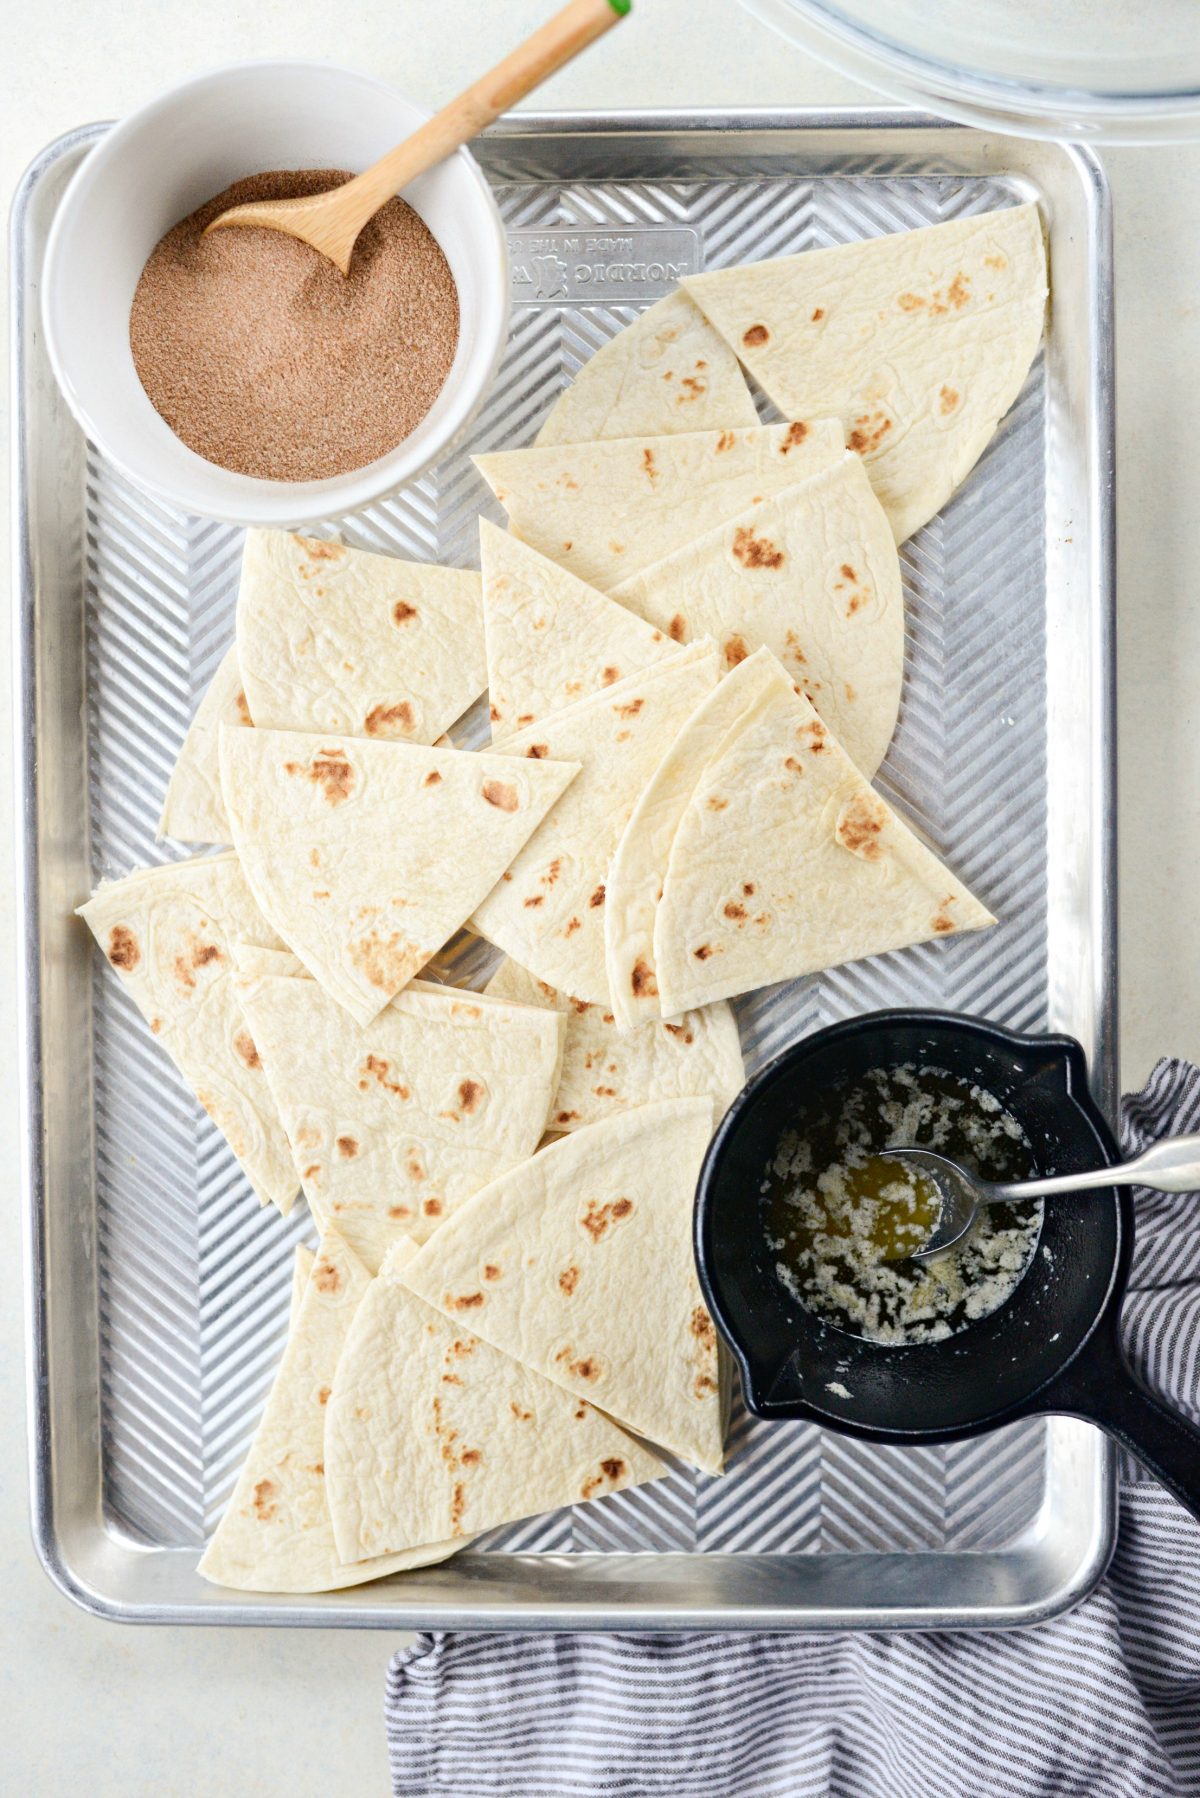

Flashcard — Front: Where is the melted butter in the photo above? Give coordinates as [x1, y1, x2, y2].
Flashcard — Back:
[762, 1064, 1041, 1345]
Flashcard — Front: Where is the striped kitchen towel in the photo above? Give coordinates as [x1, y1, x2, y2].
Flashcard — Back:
[385, 1059, 1200, 1798]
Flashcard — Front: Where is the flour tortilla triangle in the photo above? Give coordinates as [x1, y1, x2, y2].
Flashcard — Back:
[236, 965, 565, 1273]
[219, 726, 579, 1026]
[480, 519, 675, 735]
[77, 851, 297, 1211]
[484, 955, 744, 1134]
[470, 642, 720, 1006]
[158, 644, 250, 846]
[535, 289, 759, 446]
[612, 649, 994, 1017]
[611, 452, 904, 778]
[683, 203, 1047, 545]
[474, 419, 844, 592]
[324, 1237, 666, 1561]
[400, 1100, 724, 1474]
[237, 530, 485, 745]
[289, 1244, 315, 1330]
[199, 1228, 462, 1592]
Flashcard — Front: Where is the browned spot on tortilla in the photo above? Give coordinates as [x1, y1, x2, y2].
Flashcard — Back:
[303, 1164, 320, 1181]
[666, 614, 687, 643]
[723, 635, 750, 669]
[743, 882, 756, 896]
[694, 944, 713, 960]
[312, 1258, 341, 1294]
[510, 1402, 533, 1422]
[580, 1456, 628, 1500]
[811, 307, 825, 322]
[461, 1448, 482, 1467]
[631, 957, 658, 1000]
[360, 1054, 410, 1099]
[233, 1029, 261, 1070]
[932, 896, 959, 934]
[782, 421, 809, 452]
[404, 1149, 425, 1182]
[317, 1385, 331, 1406]
[336, 1135, 358, 1159]
[835, 790, 888, 861]
[458, 1079, 484, 1115]
[252, 1479, 277, 1521]
[715, 430, 735, 452]
[234, 688, 252, 725]
[150, 1017, 163, 1034]
[424, 1198, 443, 1217]
[707, 794, 728, 811]
[724, 901, 747, 921]
[559, 1265, 580, 1296]
[302, 538, 344, 562]
[984, 253, 1008, 271]
[939, 384, 960, 415]
[847, 413, 893, 455]
[615, 697, 644, 720]
[388, 1204, 413, 1219]
[424, 770, 442, 787]
[742, 323, 769, 347]
[589, 884, 606, 909]
[897, 291, 925, 311]
[581, 1196, 633, 1243]
[609, 541, 626, 556]
[691, 1305, 716, 1348]
[523, 894, 544, 908]
[365, 700, 414, 736]
[594, 1085, 617, 1098]
[448, 1290, 484, 1311]
[784, 756, 803, 774]
[489, 703, 500, 723]
[350, 931, 415, 993]
[947, 272, 971, 309]
[731, 527, 784, 571]
[107, 925, 140, 972]
[483, 1263, 501, 1282]
[450, 1482, 467, 1532]
[482, 779, 519, 812]
[564, 916, 582, 936]
[695, 1373, 718, 1397]
[802, 719, 828, 754]
[313, 889, 331, 899]
[392, 599, 418, 625]
[641, 448, 658, 483]
[556, 1110, 580, 1125]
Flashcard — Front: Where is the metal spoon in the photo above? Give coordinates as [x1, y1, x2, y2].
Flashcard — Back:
[887, 1133, 1200, 1260]
[204, 0, 630, 274]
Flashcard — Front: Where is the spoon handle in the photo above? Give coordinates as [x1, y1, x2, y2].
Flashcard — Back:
[993, 1130, 1200, 1201]
[341, 0, 629, 226]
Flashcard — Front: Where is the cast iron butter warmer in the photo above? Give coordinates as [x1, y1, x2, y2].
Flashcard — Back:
[695, 1012, 1200, 1523]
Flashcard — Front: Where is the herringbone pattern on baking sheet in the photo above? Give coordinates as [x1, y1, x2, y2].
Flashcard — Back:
[85, 168, 1051, 1558]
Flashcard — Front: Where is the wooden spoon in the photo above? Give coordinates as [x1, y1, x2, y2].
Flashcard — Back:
[204, 0, 631, 274]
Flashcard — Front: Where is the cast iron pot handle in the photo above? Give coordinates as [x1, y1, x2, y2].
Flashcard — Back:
[1040, 1326, 1200, 1523]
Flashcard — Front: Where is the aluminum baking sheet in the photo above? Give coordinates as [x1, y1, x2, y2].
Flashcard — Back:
[15, 110, 1115, 1629]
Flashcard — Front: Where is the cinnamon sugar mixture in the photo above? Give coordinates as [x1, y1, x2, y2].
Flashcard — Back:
[129, 170, 460, 482]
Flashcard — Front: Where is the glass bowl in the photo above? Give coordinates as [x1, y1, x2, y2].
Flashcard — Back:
[740, 0, 1200, 143]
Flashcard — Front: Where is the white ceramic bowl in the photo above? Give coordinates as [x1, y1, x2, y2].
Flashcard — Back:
[42, 60, 510, 527]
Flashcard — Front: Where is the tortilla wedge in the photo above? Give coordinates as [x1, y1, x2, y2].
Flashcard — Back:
[236, 530, 485, 745]
[77, 851, 297, 1212]
[219, 725, 580, 1026]
[535, 289, 759, 446]
[400, 1099, 724, 1474]
[324, 1237, 666, 1561]
[480, 519, 675, 735]
[483, 955, 744, 1134]
[474, 419, 844, 591]
[683, 203, 1047, 545]
[608, 647, 994, 1019]
[470, 642, 720, 1006]
[611, 452, 904, 778]
[199, 1228, 463, 1592]
[158, 644, 250, 846]
[236, 964, 565, 1272]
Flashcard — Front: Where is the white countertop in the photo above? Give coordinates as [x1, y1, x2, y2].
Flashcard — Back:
[4, 1, 1199, 1790]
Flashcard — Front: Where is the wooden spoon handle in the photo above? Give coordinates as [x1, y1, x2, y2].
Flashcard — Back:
[342, 0, 629, 226]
